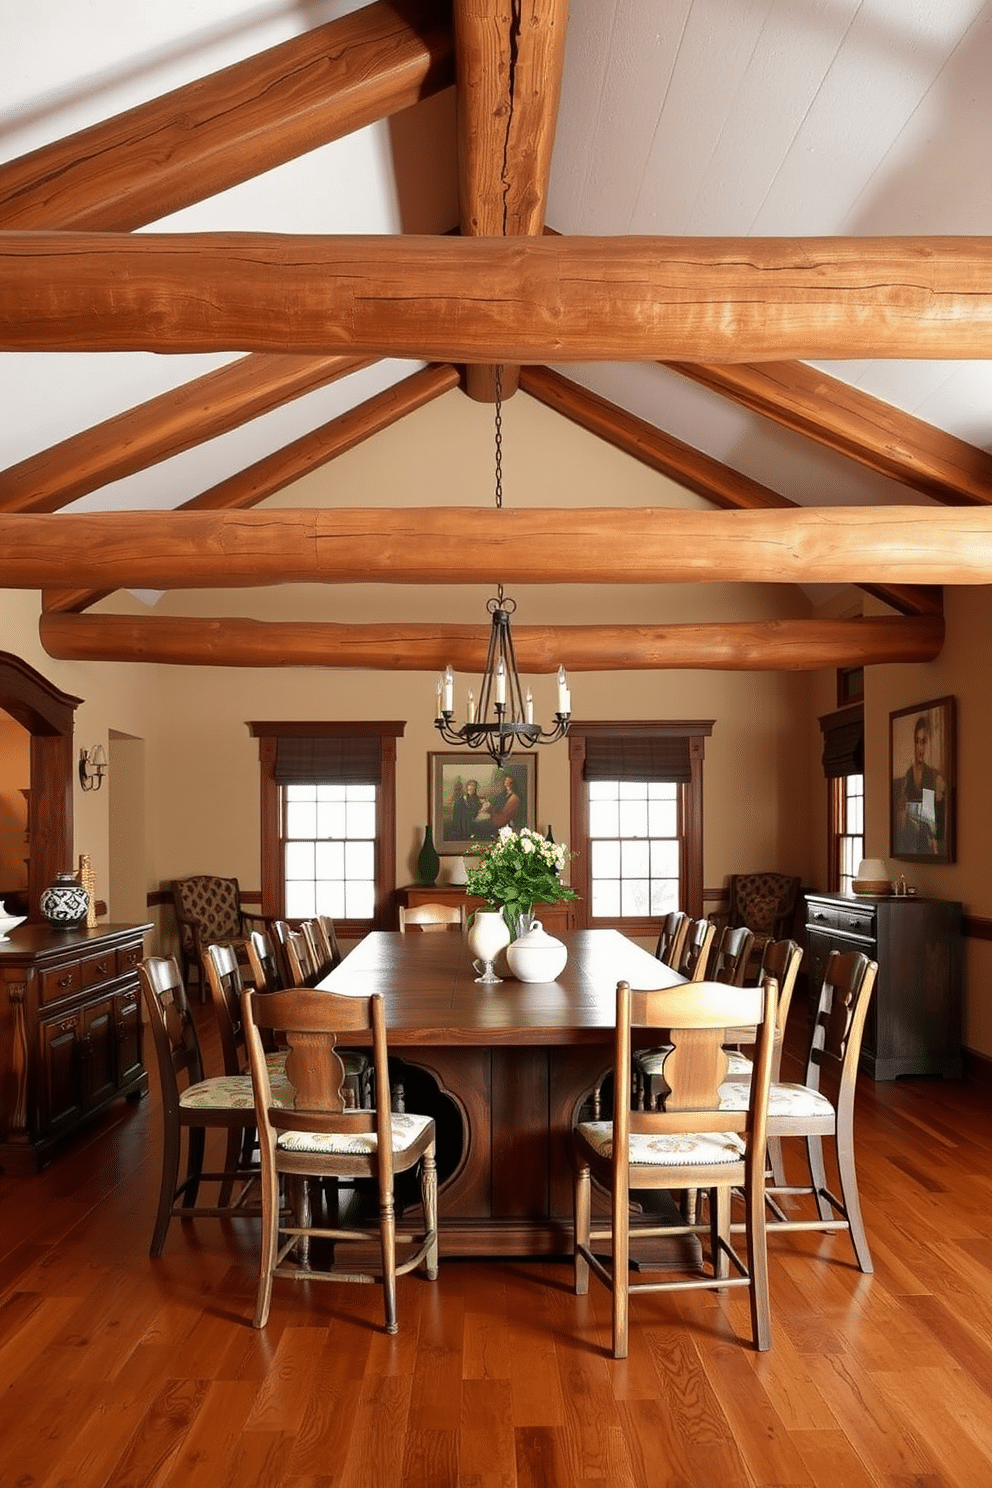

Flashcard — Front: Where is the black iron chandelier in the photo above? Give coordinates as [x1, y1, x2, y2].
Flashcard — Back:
[434, 369, 571, 768]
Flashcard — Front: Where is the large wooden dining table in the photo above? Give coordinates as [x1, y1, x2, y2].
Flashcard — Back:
[318, 928, 685, 1258]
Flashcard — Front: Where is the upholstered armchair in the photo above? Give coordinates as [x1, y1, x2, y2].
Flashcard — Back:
[171, 875, 262, 993]
[712, 872, 801, 976]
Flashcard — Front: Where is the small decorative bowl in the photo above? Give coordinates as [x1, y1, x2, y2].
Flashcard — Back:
[0, 912, 26, 941]
[852, 878, 891, 896]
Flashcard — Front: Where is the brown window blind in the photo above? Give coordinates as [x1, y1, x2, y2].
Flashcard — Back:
[582, 734, 693, 783]
[274, 734, 382, 785]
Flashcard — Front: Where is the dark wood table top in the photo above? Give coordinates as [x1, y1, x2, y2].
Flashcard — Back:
[317, 929, 685, 1046]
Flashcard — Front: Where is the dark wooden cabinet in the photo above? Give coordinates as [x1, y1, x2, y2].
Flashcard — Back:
[0, 922, 152, 1171]
[804, 893, 962, 1081]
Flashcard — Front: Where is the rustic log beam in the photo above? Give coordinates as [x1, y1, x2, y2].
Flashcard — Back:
[41, 363, 460, 614]
[0, 1, 455, 232]
[37, 612, 943, 672]
[455, 0, 569, 399]
[667, 359, 992, 507]
[2, 233, 991, 361]
[519, 365, 943, 617]
[0, 354, 375, 516]
[6, 507, 992, 588]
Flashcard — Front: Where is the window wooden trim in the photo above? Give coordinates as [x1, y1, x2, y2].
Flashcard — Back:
[248, 721, 403, 933]
[567, 720, 712, 932]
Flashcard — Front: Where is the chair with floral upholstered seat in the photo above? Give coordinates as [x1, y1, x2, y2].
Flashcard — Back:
[138, 953, 294, 1257]
[242, 983, 439, 1332]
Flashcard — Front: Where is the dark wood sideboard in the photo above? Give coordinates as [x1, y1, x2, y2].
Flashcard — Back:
[804, 892, 962, 1081]
[395, 884, 576, 935]
[0, 922, 152, 1172]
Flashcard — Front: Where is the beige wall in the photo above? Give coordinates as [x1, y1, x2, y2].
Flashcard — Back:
[0, 712, 30, 891]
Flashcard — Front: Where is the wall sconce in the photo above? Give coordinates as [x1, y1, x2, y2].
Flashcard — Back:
[78, 744, 107, 792]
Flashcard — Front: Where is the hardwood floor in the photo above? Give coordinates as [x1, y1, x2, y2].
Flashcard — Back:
[3, 1007, 992, 1488]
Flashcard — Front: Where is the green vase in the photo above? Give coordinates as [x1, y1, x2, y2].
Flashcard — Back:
[417, 824, 440, 886]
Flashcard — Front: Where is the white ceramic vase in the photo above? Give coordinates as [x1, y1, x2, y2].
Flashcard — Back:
[506, 919, 568, 984]
[467, 909, 511, 969]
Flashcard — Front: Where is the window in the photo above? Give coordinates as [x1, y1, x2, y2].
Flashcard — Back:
[834, 772, 865, 897]
[568, 722, 712, 932]
[249, 722, 403, 933]
[820, 705, 865, 895]
[283, 782, 377, 920]
[587, 779, 680, 918]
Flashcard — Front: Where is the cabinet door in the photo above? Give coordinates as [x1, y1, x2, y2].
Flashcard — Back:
[39, 1013, 81, 1133]
[80, 996, 116, 1109]
[114, 987, 143, 1087]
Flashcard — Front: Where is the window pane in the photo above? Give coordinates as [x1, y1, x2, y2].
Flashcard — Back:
[345, 879, 375, 919]
[285, 800, 317, 839]
[346, 799, 376, 839]
[591, 840, 621, 878]
[647, 796, 678, 836]
[285, 841, 315, 879]
[621, 878, 649, 916]
[315, 799, 347, 839]
[650, 879, 679, 915]
[591, 879, 620, 917]
[621, 839, 649, 876]
[285, 880, 316, 918]
[589, 797, 619, 837]
[651, 839, 680, 876]
[618, 799, 649, 838]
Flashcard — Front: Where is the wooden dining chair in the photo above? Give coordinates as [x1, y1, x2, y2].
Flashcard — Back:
[677, 917, 716, 982]
[398, 902, 466, 933]
[720, 948, 878, 1272]
[138, 954, 292, 1257]
[242, 984, 439, 1332]
[274, 925, 373, 1107]
[654, 910, 689, 968]
[573, 976, 778, 1357]
[245, 927, 282, 994]
[709, 923, 755, 986]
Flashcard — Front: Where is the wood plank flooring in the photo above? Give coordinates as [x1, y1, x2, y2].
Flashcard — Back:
[2, 1006, 992, 1488]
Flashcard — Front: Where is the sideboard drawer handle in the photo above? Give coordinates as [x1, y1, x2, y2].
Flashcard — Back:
[57, 973, 73, 989]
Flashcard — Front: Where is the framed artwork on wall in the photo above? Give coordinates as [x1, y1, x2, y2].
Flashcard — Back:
[429, 753, 537, 856]
[889, 695, 955, 863]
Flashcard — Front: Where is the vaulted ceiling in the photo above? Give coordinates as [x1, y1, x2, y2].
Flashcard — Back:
[2, 0, 991, 675]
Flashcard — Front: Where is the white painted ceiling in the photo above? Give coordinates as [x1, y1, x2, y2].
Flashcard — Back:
[2, 0, 990, 520]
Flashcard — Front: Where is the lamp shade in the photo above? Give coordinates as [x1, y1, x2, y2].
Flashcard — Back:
[852, 858, 891, 895]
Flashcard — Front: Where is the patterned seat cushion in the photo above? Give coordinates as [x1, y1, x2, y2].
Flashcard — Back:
[719, 1080, 833, 1117]
[576, 1120, 745, 1166]
[276, 1111, 434, 1156]
[725, 1050, 753, 1076]
[179, 1071, 295, 1110]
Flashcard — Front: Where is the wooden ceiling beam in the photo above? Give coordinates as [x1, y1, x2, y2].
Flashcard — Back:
[38, 612, 943, 672]
[455, 0, 569, 399]
[0, 0, 455, 232]
[667, 359, 992, 507]
[42, 363, 461, 615]
[519, 366, 942, 617]
[0, 353, 375, 516]
[5, 506, 992, 588]
[3, 232, 990, 361]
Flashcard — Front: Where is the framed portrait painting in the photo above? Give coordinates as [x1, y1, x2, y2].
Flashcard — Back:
[889, 695, 955, 863]
[429, 753, 537, 856]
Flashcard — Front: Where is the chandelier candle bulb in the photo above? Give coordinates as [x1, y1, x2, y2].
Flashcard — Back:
[495, 658, 507, 706]
[557, 666, 570, 715]
[526, 688, 534, 724]
[443, 664, 454, 715]
[467, 688, 476, 724]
